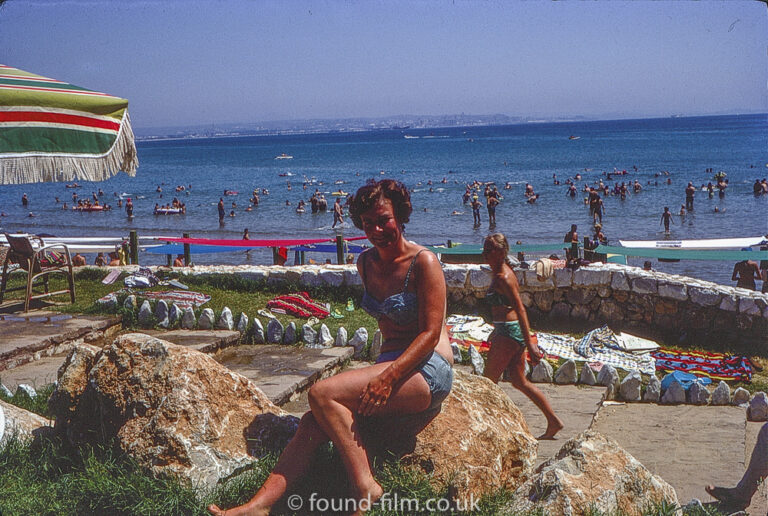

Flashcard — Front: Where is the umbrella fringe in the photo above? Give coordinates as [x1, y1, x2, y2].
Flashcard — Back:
[0, 111, 139, 184]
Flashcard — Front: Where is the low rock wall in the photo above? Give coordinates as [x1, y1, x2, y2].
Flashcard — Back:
[164, 263, 768, 352]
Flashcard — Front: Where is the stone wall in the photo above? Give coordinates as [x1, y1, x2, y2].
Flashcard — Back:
[173, 263, 767, 353]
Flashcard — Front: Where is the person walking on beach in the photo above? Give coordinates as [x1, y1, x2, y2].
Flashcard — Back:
[732, 250, 761, 290]
[332, 197, 344, 228]
[217, 198, 225, 223]
[685, 182, 696, 211]
[481, 233, 563, 440]
[660, 206, 674, 233]
[706, 422, 768, 513]
[208, 179, 453, 516]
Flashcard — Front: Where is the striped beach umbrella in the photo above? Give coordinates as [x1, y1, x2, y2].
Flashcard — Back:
[0, 64, 138, 184]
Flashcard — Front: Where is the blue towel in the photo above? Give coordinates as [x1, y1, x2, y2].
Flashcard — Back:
[660, 370, 712, 392]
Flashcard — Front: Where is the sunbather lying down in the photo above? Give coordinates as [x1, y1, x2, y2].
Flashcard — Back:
[706, 421, 767, 512]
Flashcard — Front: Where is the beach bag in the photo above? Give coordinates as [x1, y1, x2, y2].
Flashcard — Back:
[124, 267, 159, 289]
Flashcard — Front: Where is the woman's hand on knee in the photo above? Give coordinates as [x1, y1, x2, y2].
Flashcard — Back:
[358, 373, 394, 416]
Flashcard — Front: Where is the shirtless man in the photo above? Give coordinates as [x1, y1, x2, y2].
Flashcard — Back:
[732, 251, 761, 290]
[72, 253, 86, 266]
[685, 182, 696, 211]
[563, 224, 578, 261]
[660, 207, 674, 233]
[332, 197, 344, 228]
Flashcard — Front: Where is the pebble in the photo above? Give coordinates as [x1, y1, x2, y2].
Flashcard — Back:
[267, 318, 283, 344]
[252, 317, 265, 343]
[198, 308, 215, 330]
[216, 307, 234, 330]
[661, 381, 686, 404]
[155, 300, 170, 329]
[334, 326, 347, 347]
[370, 330, 382, 361]
[318, 324, 333, 348]
[349, 328, 368, 359]
[469, 344, 484, 375]
[579, 363, 596, 385]
[711, 381, 731, 405]
[643, 375, 661, 402]
[688, 382, 710, 405]
[531, 360, 553, 383]
[15, 384, 36, 399]
[619, 371, 642, 402]
[181, 307, 196, 329]
[236, 312, 248, 334]
[554, 359, 577, 384]
[732, 387, 750, 406]
[749, 392, 768, 422]
[284, 322, 297, 345]
[169, 304, 183, 327]
[138, 300, 153, 328]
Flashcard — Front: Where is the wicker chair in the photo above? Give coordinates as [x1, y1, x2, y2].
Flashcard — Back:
[0, 234, 75, 311]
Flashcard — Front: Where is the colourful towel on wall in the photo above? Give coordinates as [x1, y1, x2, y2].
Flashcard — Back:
[651, 348, 753, 382]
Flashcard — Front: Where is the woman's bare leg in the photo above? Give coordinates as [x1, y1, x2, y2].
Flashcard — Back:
[706, 422, 768, 510]
[306, 362, 432, 511]
[208, 412, 329, 516]
[484, 336, 562, 438]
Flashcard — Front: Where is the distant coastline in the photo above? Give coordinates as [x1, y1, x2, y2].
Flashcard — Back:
[135, 112, 767, 143]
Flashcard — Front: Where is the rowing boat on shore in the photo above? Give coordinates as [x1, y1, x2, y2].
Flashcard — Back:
[619, 236, 767, 250]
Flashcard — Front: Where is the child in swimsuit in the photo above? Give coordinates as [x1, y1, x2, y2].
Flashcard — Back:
[482, 233, 563, 440]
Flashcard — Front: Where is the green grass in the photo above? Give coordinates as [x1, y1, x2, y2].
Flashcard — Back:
[0, 383, 56, 418]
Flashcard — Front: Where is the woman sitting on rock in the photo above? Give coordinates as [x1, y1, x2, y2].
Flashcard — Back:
[481, 232, 563, 440]
[208, 179, 453, 516]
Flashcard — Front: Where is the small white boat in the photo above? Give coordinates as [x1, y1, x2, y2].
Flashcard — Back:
[275, 153, 293, 160]
[569, 135, 581, 140]
[619, 236, 767, 250]
[404, 135, 418, 139]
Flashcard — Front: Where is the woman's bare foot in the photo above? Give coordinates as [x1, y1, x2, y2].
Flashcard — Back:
[207, 502, 270, 516]
[538, 418, 564, 440]
[705, 485, 750, 511]
[352, 481, 384, 515]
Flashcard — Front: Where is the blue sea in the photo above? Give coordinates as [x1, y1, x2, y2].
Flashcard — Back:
[1, 114, 766, 286]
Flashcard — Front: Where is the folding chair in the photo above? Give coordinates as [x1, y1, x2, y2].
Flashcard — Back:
[0, 233, 76, 311]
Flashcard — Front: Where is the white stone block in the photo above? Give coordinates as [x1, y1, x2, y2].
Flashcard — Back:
[574, 268, 612, 287]
[610, 271, 630, 291]
[343, 268, 363, 286]
[468, 266, 492, 290]
[443, 265, 469, 289]
[299, 270, 323, 287]
[319, 270, 345, 287]
[689, 286, 721, 306]
[657, 282, 687, 301]
[631, 277, 657, 295]
[739, 297, 761, 316]
[523, 269, 554, 289]
[553, 268, 573, 288]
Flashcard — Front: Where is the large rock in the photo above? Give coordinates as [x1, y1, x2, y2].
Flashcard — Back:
[236, 312, 248, 334]
[169, 304, 183, 328]
[508, 430, 678, 515]
[531, 360, 553, 383]
[619, 371, 642, 402]
[733, 387, 750, 406]
[749, 392, 768, 422]
[579, 363, 596, 385]
[284, 322, 298, 345]
[365, 371, 537, 500]
[0, 399, 53, 446]
[554, 359, 577, 385]
[369, 330, 383, 361]
[49, 334, 298, 488]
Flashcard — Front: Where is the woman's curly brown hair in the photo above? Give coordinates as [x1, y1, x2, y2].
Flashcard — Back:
[349, 179, 412, 230]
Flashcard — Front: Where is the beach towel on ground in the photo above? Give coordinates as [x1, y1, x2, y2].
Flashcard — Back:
[137, 290, 211, 309]
[660, 370, 711, 391]
[446, 314, 492, 353]
[537, 330, 656, 374]
[266, 292, 330, 318]
[651, 348, 753, 382]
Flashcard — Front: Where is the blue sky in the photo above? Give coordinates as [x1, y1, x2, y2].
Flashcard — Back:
[1, 0, 766, 128]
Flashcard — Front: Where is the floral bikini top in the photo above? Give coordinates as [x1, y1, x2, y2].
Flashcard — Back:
[360, 249, 424, 327]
